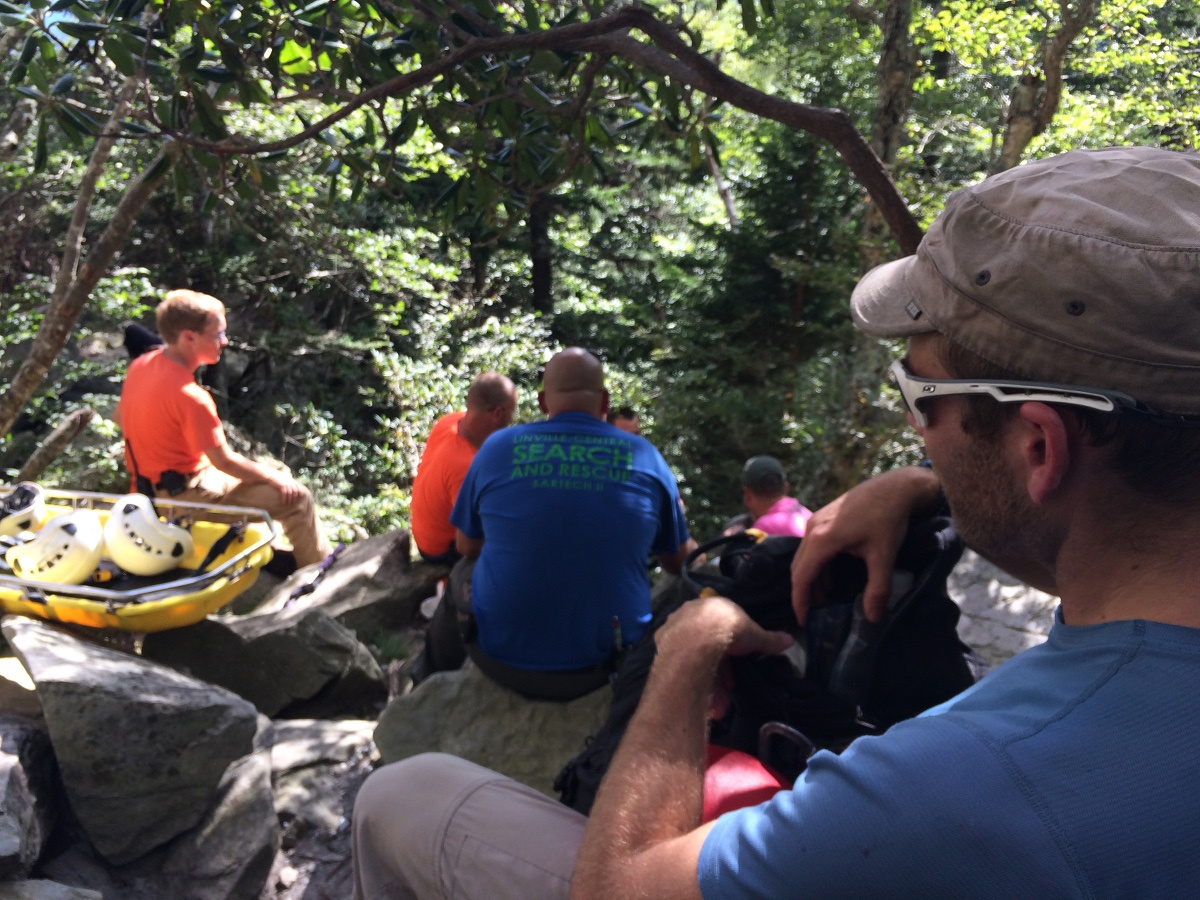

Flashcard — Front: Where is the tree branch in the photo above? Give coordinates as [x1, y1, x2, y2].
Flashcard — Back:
[16, 407, 95, 483]
[149, 4, 921, 253]
[0, 140, 180, 438]
[50, 76, 139, 307]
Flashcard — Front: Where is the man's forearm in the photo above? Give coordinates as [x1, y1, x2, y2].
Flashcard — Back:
[570, 611, 727, 900]
[210, 450, 276, 484]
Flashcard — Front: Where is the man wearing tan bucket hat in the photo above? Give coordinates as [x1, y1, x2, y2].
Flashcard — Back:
[352, 147, 1200, 899]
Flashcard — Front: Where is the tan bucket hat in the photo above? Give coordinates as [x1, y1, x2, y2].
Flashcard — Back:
[851, 146, 1200, 417]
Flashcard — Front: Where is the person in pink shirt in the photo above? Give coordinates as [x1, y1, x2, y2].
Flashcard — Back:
[740, 455, 812, 537]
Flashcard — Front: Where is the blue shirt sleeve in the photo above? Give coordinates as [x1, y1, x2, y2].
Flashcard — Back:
[647, 450, 689, 555]
[696, 719, 1078, 899]
[449, 452, 486, 539]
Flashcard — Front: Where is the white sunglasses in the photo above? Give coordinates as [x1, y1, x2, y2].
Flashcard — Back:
[889, 359, 1152, 429]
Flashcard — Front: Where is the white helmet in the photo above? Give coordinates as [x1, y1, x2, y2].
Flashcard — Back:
[103, 493, 194, 576]
[6, 509, 105, 585]
[0, 482, 47, 539]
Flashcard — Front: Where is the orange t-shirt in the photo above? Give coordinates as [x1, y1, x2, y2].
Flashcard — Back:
[410, 411, 476, 557]
[119, 347, 224, 488]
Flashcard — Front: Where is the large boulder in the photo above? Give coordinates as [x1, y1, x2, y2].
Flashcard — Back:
[0, 882, 103, 899]
[156, 717, 279, 900]
[251, 530, 445, 637]
[0, 658, 40, 719]
[950, 550, 1058, 667]
[0, 716, 56, 879]
[1, 617, 258, 865]
[141, 610, 384, 718]
[271, 719, 375, 842]
[35, 718, 278, 900]
[374, 662, 612, 796]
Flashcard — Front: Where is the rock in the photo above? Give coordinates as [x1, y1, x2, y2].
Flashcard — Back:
[36, 719, 278, 900]
[0, 716, 56, 878]
[0, 881, 103, 899]
[374, 661, 612, 796]
[0, 658, 41, 718]
[950, 550, 1058, 668]
[158, 717, 279, 900]
[251, 530, 445, 638]
[259, 741, 373, 900]
[270, 719, 375, 774]
[271, 720, 376, 841]
[2, 617, 258, 865]
[141, 611, 385, 718]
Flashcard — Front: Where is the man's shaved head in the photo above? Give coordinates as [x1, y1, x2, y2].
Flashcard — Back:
[466, 372, 516, 412]
[540, 348, 608, 418]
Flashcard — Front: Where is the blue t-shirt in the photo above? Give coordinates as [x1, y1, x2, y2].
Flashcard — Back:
[450, 411, 690, 670]
[699, 610, 1200, 898]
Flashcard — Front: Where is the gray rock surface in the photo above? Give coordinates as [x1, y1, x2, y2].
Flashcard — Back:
[0, 717, 56, 879]
[272, 719, 376, 841]
[141, 610, 384, 717]
[37, 719, 277, 900]
[270, 719, 375, 774]
[374, 661, 612, 796]
[158, 717, 279, 900]
[0, 881, 103, 899]
[252, 530, 445, 637]
[0, 659, 40, 719]
[951, 550, 1058, 668]
[2, 617, 258, 865]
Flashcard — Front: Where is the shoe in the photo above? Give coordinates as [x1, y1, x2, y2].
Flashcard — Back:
[263, 549, 298, 579]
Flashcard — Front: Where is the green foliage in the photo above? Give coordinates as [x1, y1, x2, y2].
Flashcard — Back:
[2, 0, 1198, 550]
[907, 0, 1200, 183]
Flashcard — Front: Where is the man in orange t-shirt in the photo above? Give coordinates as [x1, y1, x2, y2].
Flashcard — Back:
[116, 290, 332, 569]
[410, 372, 517, 562]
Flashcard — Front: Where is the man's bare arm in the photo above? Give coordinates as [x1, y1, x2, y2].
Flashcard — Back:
[570, 597, 792, 900]
[792, 466, 1059, 623]
[791, 466, 942, 624]
[455, 529, 483, 560]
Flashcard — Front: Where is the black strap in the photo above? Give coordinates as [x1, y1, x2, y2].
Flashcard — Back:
[195, 523, 245, 573]
[124, 439, 155, 498]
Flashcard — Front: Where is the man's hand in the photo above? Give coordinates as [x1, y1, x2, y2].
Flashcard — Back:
[266, 470, 306, 505]
[656, 597, 793, 722]
[791, 467, 942, 625]
[657, 595, 793, 663]
[570, 595, 792, 900]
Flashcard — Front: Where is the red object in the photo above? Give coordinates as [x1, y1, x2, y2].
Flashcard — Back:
[702, 745, 791, 823]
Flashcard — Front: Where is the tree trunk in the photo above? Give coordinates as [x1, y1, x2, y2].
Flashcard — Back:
[819, 0, 917, 501]
[529, 196, 553, 316]
[16, 408, 95, 483]
[991, 0, 1097, 174]
[0, 99, 35, 162]
[0, 136, 179, 439]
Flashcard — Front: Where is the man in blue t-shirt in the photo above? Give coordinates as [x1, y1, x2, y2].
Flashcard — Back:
[352, 148, 1200, 900]
[416, 347, 691, 701]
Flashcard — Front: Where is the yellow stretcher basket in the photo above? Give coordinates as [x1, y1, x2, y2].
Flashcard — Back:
[0, 486, 278, 632]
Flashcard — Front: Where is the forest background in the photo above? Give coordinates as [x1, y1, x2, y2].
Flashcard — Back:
[0, 0, 1196, 544]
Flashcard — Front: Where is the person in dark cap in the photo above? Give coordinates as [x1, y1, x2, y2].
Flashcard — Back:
[736, 454, 812, 537]
[605, 405, 640, 435]
[354, 147, 1200, 899]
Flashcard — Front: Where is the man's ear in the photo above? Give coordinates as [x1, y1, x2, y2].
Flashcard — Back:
[537, 390, 549, 415]
[598, 389, 610, 419]
[1014, 402, 1071, 504]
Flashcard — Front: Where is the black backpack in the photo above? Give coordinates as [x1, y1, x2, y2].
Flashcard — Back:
[554, 514, 983, 815]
